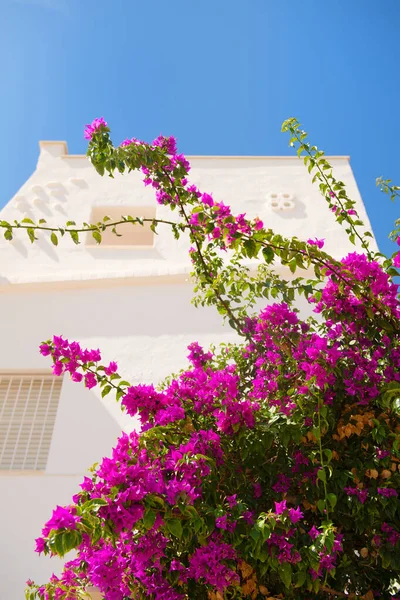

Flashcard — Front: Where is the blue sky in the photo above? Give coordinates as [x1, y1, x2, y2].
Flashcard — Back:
[1, 0, 399, 257]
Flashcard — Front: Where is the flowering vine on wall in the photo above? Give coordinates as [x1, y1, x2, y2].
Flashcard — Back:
[2, 117, 400, 599]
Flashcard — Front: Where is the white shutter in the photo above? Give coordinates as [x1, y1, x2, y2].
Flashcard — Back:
[0, 373, 62, 470]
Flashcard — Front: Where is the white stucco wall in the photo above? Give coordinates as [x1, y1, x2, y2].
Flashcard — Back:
[0, 144, 377, 599]
[0, 143, 377, 287]
[0, 281, 237, 598]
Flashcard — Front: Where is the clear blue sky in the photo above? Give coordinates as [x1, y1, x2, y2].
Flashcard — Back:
[1, 0, 399, 257]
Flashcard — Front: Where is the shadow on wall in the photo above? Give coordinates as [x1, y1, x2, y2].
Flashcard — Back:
[36, 238, 60, 262]
[1, 281, 317, 341]
[1, 283, 232, 338]
[85, 247, 164, 261]
[272, 196, 307, 220]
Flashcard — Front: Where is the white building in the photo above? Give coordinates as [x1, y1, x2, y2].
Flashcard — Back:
[0, 141, 376, 599]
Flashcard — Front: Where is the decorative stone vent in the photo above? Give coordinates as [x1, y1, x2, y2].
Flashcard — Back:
[69, 177, 87, 186]
[0, 373, 62, 470]
[14, 196, 28, 211]
[266, 192, 296, 211]
[46, 182, 63, 189]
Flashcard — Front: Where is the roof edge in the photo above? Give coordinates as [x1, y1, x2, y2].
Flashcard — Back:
[37, 141, 350, 162]
[0, 265, 317, 294]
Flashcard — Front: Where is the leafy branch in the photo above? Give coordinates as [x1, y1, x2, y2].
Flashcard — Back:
[376, 177, 400, 202]
[282, 117, 374, 258]
[0, 215, 186, 245]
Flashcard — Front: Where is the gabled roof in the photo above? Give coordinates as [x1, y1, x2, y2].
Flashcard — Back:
[0, 141, 375, 290]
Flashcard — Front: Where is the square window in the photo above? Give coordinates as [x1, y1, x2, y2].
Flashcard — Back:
[86, 207, 156, 247]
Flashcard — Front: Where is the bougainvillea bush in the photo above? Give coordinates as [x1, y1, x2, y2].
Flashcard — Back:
[6, 117, 400, 599]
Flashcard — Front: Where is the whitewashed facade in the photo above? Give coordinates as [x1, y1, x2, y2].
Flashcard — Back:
[0, 141, 377, 599]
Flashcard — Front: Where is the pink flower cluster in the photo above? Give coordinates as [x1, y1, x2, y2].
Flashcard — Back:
[310, 533, 343, 581]
[40, 336, 116, 390]
[187, 539, 239, 591]
[32, 422, 247, 599]
[344, 486, 369, 504]
[381, 522, 400, 547]
[267, 530, 302, 564]
[152, 134, 178, 156]
[392, 237, 400, 268]
[84, 117, 107, 140]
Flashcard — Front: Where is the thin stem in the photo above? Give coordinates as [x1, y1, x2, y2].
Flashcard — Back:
[376, 178, 400, 201]
[291, 128, 372, 259]
[162, 169, 246, 337]
[1, 217, 184, 234]
[317, 399, 329, 521]
[84, 364, 125, 393]
[320, 585, 357, 598]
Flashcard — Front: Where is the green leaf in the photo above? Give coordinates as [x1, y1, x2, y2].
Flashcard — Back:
[87, 497, 108, 507]
[317, 469, 326, 483]
[381, 551, 391, 569]
[243, 238, 257, 259]
[111, 225, 123, 237]
[327, 493, 337, 510]
[317, 499, 325, 514]
[166, 518, 183, 539]
[50, 232, 58, 246]
[27, 228, 36, 243]
[95, 162, 105, 176]
[101, 385, 112, 398]
[262, 246, 274, 264]
[312, 426, 321, 441]
[289, 258, 297, 274]
[4, 229, 12, 241]
[66, 221, 76, 226]
[62, 530, 81, 554]
[92, 230, 102, 244]
[53, 532, 65, 555]
[143, 508, 157, 530]
[278, 562, 292, 588]
[281, 429, 291, 447]
[70, 231, 80, 245]
[148, 496, 165, 509]
[52, 530, 81, 557]
[21, 218, 34, 224]
[294, 569, 306, 588]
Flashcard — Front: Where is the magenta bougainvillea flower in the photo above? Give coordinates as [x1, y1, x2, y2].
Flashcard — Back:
[84, 117, 107, 140]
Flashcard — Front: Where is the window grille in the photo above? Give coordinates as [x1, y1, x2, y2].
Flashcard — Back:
[0, 373, 62, 470]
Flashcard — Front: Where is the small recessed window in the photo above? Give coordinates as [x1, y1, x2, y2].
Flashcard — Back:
[87, 207, 156, 247]
[0, 374, 62, 471]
